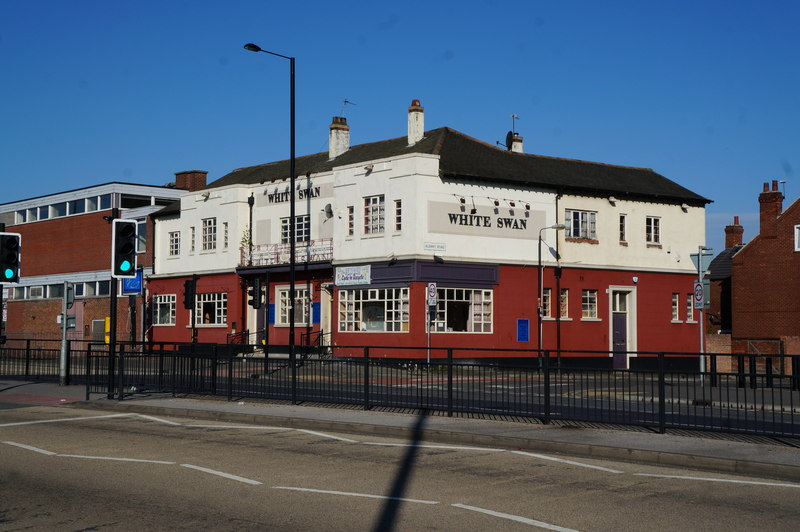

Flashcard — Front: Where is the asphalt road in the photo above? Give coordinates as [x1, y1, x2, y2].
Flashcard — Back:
[2, 404, 799, 531]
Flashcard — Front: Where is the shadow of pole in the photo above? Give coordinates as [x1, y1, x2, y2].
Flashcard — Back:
[371, 410, 429, 532]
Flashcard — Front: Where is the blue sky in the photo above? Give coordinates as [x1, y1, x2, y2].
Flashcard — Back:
[2, 0, 799, 253]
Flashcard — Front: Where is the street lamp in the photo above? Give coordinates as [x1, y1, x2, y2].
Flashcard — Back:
[244, 42, 297, 371]
[538, 224, 566, 358]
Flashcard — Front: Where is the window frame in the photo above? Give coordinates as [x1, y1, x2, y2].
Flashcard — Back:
[168, 231, 181, 256]
[646, 216, 661, 245]
[201, 218, 217, 251]
[153, 294, 177, 326]
[565, 209, 597, 240]
[581, 289, 599, 320]
[195, 292, 228, 326]
[432, 288, 493, 333]
[338, 287, 410, 332]
[672, 293, 681, 322]
[363, 195, 385, 235]
[280, 214, 310, 244]
[276, 285, 312, 327]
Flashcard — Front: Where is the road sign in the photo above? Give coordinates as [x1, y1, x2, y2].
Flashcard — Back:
[693, 281, 704, 309]
[427, 282, 438, 307]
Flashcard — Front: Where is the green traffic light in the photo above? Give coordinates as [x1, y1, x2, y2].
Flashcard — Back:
[3, 268, 13, 280]
[119, 260, 132, 272]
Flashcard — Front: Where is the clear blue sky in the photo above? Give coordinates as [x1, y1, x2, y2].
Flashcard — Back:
[2, 0, 799, 254]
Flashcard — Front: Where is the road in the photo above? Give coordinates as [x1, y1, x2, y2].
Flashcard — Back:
[1, 403, 799, 531]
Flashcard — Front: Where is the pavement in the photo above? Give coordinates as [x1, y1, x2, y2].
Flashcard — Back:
[1, 379, 799, 482]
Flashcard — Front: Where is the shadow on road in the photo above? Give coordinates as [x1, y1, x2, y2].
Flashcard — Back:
[372, 410, 428, 532]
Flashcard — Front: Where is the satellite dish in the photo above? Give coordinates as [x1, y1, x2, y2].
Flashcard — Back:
[505, 131, 514, 150]
[324, 203, 334, 219]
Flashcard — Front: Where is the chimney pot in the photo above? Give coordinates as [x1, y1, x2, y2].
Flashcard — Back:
[724, 215, 744, 248]
[408, 99, 424, 145]
[329, 116, 350, 159]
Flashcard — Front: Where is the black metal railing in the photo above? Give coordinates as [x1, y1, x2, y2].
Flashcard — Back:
[3, 341, 798, 438]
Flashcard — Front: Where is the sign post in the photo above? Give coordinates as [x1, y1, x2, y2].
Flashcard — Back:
[690, 247, 713, 384]
[426, 283, 437, 363]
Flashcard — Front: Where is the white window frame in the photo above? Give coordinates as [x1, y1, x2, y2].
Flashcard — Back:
[136, 220, 146, 253]
[190, 226, 196, 253]
[168, 231, 181, 256]
[646, 216, 661, 244]
[560, 288, 570, 319]
[619, 214, 627, 243]
[433, 288, 493, 333]
[347, 206, 355, 236]
[581, 289, 599, 320]
[153, 294, 176, 326]
[672, 293, 681, 322]
[280, 215, 310, 244]
[565, 209, 597, 240]
[338, 287, 409, 332]
[685, 293, 696, 323]
[363, 195, 385, 235]
[195, 292, 227, 326]
[394, 199, 402, 232]
[541, 287, 552, 319]
[201, 218, 217, 251]
[795, 225, 800, 251]
[276, 285, 311, 326]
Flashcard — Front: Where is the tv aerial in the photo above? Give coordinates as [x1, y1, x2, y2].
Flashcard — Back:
[497, 114, 520, 149]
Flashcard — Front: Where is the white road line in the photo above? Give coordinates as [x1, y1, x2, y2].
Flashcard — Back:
[181, 464, 262, 485]
[0, 413, 132, 428]
[634, 473, 800, 488]
[3, 441, 57, 455]
[190, 424, 292, 431]
[452, 503, 580, 531]
[136, 414, 182, 426]
[59, 454, 176, 464]
[296, 429, 358, 443]
[273, 486, 439, 504]
[512, 451, 624, 474]
[363, 442, 504, 452]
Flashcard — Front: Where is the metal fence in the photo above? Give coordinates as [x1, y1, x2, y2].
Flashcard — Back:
[2, 340, 799, 438]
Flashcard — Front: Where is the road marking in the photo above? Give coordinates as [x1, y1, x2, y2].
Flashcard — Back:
[3, 441, 57, 455]
[191, 424, 292, 431]
[452, 503, 580, 531]
[136, 414, 182, 425]
[296, 429, 358, 442]
[181, 464, 262, 485]
[0, 413, 132, 428]
[59, 454, 176, 464]
[273, 486, 439, 504]
[513, 451, 624, 474]
[364, 442, 504, 452]
[634, 473, 800, 488]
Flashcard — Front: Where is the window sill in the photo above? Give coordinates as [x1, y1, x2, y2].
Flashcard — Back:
[646, 243, 662, 249]
[580, 317, 602, 322]
[671, 320, 683, 324]
[619, 241, 628, 247]
[686, 320, 698, 324]
[566, 237, 599, 245]
[153, 323, 176, 327]
[187, 324, 228, 328]
[557, 317, 572, 321]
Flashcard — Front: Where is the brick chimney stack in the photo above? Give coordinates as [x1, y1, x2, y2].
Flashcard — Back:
[328, 116, 350, 159]
[408, 99, 424, 145]
[724, 215, 744, 248]
[758, 180, 783, 239]
[174, 170, 208, 192]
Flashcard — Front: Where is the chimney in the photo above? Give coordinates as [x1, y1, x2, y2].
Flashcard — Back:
[408, 99, 424, 145]
[174, 170, 208, 192]
[724, 215, 744, 248]
[510, 133, 524, 153]
[329, 116, 350, 159]
[758, 180, 783, 239]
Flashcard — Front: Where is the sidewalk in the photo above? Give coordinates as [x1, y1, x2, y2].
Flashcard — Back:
[2, 379, 799, 482]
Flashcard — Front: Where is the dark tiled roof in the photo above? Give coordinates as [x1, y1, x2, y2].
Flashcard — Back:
[205, 127, 711, 205]
[707, 245, 743, 280]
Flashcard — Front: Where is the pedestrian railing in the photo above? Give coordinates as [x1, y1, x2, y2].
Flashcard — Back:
[2, 341, 798, 438]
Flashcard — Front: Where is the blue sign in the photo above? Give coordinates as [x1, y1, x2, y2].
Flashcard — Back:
[517, 319, 530, 342]
[122, 269, 143, 294]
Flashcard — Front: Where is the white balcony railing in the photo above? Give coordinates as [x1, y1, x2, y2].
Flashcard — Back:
[240, 238, 333, 267]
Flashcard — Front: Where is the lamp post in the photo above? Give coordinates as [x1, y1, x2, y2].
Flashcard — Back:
[538, 224, 566, 358]
[244, 43, 297, 374]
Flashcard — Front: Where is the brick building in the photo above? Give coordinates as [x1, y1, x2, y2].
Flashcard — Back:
[730, 180, 800, 356]
[0, 178, 195, 342]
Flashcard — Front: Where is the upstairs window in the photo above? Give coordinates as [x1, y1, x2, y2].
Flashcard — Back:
[565, 209, 597, 240]
[201, 218, 216, 251]
[363, 195, 385, 235]
[646, 216, 661, 245]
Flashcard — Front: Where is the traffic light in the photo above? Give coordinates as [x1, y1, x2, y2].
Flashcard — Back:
[111, 219, 137, 278]
[0, 232, 21, 284]
[247, 278, 262, 309]
[183, 278, 196, 310]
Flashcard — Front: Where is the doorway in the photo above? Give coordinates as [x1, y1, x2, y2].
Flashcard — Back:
[609, 287, 636, 369]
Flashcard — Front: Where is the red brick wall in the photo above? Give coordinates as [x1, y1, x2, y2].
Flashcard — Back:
[732, 198, 800, 340]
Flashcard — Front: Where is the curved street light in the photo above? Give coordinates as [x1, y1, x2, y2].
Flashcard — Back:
[538, 223, 566, 360]
[244, 43, 297, 393]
